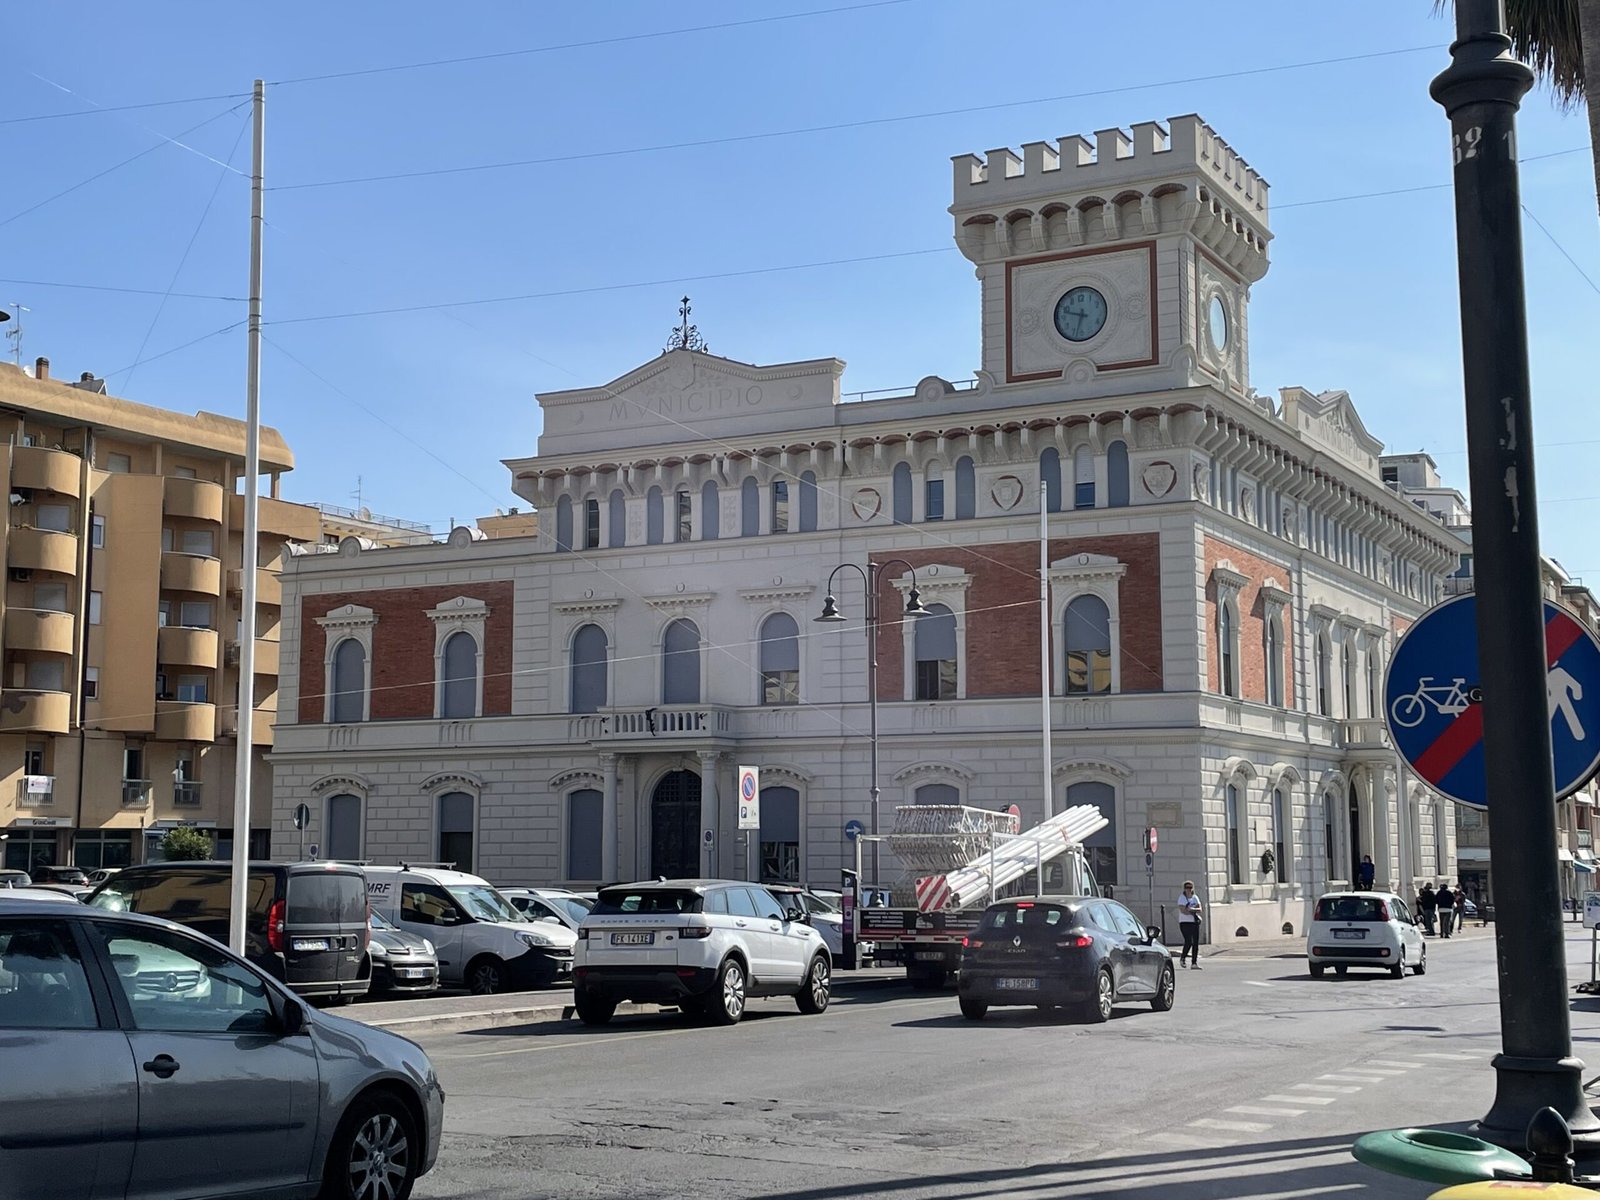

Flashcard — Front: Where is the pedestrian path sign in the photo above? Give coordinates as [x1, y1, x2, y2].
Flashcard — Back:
[1385, 595, 1600, 809]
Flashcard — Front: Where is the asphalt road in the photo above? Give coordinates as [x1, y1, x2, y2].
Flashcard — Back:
[406, 926, 1600, 1200]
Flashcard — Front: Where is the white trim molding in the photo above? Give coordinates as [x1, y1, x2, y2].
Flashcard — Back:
[892, 761, 975, 786]
[428, 596, 489, 719]
[1050, 552, 1127, 696]
[893, 565, 972, 701]
[310, 773, 371, 797]
[316, 605, 376, 724]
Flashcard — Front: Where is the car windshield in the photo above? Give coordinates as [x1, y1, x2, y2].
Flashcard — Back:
[446, 885, 521, 923]
[803, 892, 840, 915]
[593, 888, 703, 915]
[370, 909, 394, 931]
[980, 903, 1073, 930]
[555, 895, 593, 923]
[1316, 896, 1388, 922]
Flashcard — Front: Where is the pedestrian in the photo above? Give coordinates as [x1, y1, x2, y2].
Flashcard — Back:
[1358, 855, 1376, 890]
[1418, 882, 1437, 936]
[1177, 881, 1203, 969]
[1436, 881, 1456, 938]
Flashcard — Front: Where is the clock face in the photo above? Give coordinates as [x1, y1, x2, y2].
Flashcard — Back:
[1208, 295, 1230, 352]
[1054, 287, 1108, 343]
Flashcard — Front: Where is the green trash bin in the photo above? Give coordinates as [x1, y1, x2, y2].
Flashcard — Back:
[1353, 1128, 1533, 1185]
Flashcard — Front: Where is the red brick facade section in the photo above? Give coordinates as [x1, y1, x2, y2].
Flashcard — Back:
[873, 534, 1163, 700]
[1202, 536, 1293, 703]
[298, 582, 515, 722]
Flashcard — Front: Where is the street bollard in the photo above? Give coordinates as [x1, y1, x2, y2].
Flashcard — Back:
[1529, 1108, 1576, 1185]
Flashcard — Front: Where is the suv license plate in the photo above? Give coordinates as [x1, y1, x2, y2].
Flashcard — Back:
[1331, 930, 1366, 940]
[292, 939, 329, 952]
[996, 978, 1040, 990]
[612, 932, 654, 945]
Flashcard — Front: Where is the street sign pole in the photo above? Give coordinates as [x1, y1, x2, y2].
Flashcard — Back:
[1431, 1, 1597, 1145]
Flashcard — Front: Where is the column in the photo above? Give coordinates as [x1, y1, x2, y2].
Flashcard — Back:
[699, 750, 720, 877]
[600, 753, 619, 881]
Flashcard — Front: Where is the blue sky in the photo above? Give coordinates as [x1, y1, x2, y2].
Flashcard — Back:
[3, 2, 1596, 576]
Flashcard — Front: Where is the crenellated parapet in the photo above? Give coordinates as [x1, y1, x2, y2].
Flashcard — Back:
[949, 115, 1271, 282]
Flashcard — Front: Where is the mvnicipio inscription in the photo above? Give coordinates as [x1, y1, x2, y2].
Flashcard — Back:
[611, 383, 765, 424]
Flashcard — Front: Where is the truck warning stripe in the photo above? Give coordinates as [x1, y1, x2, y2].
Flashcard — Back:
[1414, 612, 1582, 787]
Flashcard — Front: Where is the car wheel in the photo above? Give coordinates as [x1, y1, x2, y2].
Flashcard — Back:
[1083, 968, 1114, 1024]
[320, 1091, 419, 1200]
[1151, 963, 1175, 1012]
[959, 995, 987, 1020]
[1413, 950, 1427, 976]
[574, 992, 615, 1026]
[1334, 964, 1348, 977]
[707, 958, 746, 1025]
[1309, 964, 1325, 979]
[465, 956, 506, 995]
[1390, 951, 1405, 980]
[796, 955, 831, 1015]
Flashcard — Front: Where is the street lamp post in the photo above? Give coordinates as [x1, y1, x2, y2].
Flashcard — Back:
[816, 560, 926, 891]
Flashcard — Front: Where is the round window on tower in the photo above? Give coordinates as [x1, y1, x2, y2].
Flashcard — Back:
[1208, 294, 1230, 353]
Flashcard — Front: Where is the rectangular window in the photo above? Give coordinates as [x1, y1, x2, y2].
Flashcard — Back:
[925, 479, 945, 522]
[157, 600, 171, 628]
[761, 669, 800, 706]
[34, 503, 71, 532]
[178, 601, 212, 629]
[33, 582, 68, 612]
[25, 660, 64, 692]
[181, 529, 215, 557]
[567, 789, 602, 880]
[1075, 481, 1095, 509]
[161, 528, 173, 553]
[91, 515, 105, 548]
[174, 466, 197, 479]
[123, 744, 144, 783]
[107, 452, 131, 473]
[84, 666, 98, 700]
[23, 742, 45, 776]
[915, 659, 958, 701]
[1226, 783, 1244, 884]
[583, 498, 600, 550]
[675, 490, 692, 542]
[89, 591, 102, 625]
[771, 481, 788, 534]
[175, 675, 208, 704]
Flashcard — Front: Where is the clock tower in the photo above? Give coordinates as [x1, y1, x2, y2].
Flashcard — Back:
[950, 115, 1270, 399]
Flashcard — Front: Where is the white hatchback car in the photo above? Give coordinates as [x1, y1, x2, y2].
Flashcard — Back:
[574, 879, 832, 1026]
[1307, 891, 1427, 979]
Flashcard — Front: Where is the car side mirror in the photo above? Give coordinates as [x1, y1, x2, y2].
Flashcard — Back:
[280, 998, 307, 1037]
[785, 907, 807, 924]
[1146, 925, 1162, 943]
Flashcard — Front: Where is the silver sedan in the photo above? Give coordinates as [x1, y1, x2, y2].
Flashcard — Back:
[0, 896, 445, 1199]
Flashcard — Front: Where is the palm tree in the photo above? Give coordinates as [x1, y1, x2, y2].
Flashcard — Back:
[1443, 0, 1600, 214]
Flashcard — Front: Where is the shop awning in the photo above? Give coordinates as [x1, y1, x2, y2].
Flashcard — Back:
[1560, 848, 1576, 862]
[1575, 860, 1595, 874]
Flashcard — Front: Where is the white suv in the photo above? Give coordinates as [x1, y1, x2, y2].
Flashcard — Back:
[1307, 890, 1427, 979]
[574, 879, 832, 1025]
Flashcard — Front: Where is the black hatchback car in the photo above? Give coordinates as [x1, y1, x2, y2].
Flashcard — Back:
[87, 861, 370, 1003]
[957, 895, 1175, 1022]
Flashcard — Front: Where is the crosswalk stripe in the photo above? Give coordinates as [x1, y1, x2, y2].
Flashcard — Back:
[1150, 1131, 1235, 1149]
[1348, 1067, 1409, 1076]
[1263, 1093, 1337, 1105]
[1319, 1074, 1380, 1082]
[1415, 1052, 1481, 1061]
[1229, 1104, 1308, 1117]
[1380, 1061, 1428, 1068]
[1191, 1118, 1274, 1133]
[1293, 1084, 1362, 1094]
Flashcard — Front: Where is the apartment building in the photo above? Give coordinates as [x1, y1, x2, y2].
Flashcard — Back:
[0, 357, 319, 872]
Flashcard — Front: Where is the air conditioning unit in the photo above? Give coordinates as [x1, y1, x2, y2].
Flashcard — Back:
[8, 567, 31, 583]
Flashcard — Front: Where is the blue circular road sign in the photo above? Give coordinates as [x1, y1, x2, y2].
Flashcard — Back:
[1385, 595, 1600, 809]
[844, 819, 865, 841]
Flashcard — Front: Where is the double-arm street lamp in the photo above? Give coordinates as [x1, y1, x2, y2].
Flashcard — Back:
[815, 559, 926, 890]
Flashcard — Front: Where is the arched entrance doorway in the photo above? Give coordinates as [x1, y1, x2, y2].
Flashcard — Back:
[651, 770, 701, 879]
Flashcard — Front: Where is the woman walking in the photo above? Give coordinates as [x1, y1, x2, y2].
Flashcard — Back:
[1178, 881, 1203, 969]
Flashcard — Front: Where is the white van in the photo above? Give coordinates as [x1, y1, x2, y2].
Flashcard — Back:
[364, 865, 576, 994]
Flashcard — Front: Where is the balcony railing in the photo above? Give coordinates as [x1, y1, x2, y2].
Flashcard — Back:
[570, 705, 734, 742]
[173, 782, 203, 808]
[122, 779, 151, 807]
[16, 775, 53, 806]
[1341, 718, 1390, 750]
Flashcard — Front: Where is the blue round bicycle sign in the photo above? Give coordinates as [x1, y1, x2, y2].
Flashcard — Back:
[1384, 595, 1600, 809]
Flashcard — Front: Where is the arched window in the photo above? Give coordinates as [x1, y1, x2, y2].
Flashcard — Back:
[1264, 611, 1284, 706]
[924, 474, 945, 521]
[567, 788, 602, 880]
[701, 480, 720, 540]
[892, 462, 913, 524]
[646, 487, 664, 545]
[914, 782, 960, 805]
[662, 619, 701, 705]
[798, 471, 818, 532]
[326, 793, 362, 861]
[439, 630, 478, 719]
[675, 489, 692, 542]
[554, 495, 573, 552]
[1073, 446, 1095, 509]
[1225, 781, 1244, 883]
[771, 480, 789, 533]
[608, 489, 626, 548]
[570, 624, 609, 714]
[1069, 779, 1117, 886]
[1315, 633, 1332, 716]
[1218, 601, 1239, 698]
[1323, 790, 1338, 883]
[1271, 786, 1288, 883]
[1342, 637, 1358, 717]
[1107, 440, 1130, 507]
[741, 477, 760, 536]
[759, 613, 800, 705]
[1040, 448, 1062, 513]
[1434, 799, 1447, 875]
[914, 603, 957, 700]
[1064, 595, 1111, 694]
[1366, 645, 1381, 715]
[759, 786, 800, 883]
[437, 791, 475, 873]
[331, 639, 366, 723]
[954, 456, 976, 520]
[583, 498, 600, 550]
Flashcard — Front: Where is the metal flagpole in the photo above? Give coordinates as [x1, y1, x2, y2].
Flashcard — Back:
[229, 79, 265, 957]
[1040, 481, 1053, 818]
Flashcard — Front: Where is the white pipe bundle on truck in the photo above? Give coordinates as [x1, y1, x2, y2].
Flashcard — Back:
[911, 805, 1108, 911]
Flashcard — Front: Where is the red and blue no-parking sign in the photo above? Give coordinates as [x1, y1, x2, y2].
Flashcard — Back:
[1385, 595, 1600, 809]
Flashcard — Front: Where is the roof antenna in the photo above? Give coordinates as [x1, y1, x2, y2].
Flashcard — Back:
[2, 305, 28, 366]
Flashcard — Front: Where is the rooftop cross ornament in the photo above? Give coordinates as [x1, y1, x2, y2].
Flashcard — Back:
[665, 295, 709, 354]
